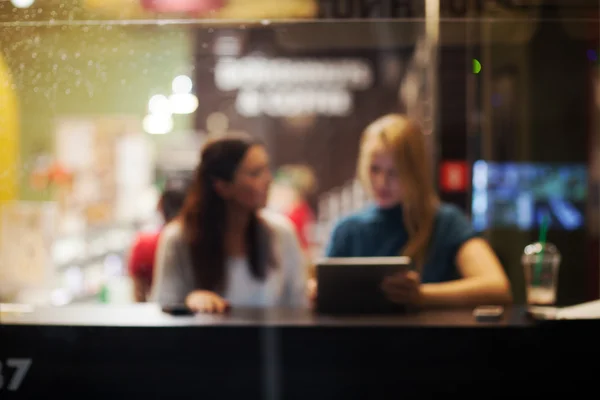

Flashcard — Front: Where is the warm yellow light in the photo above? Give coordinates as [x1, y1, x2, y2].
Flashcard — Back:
[0, 53, 19, 204]
[84, 0, 152, 19]
[213, 0, 317, 20]
[84, 0, 317, 19]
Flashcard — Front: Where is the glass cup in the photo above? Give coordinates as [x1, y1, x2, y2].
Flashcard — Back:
[522, 242, 561, 306]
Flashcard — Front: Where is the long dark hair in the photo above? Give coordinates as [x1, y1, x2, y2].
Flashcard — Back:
[179, 135, 274, 292]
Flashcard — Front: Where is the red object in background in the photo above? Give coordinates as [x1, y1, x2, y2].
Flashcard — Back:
[440, 161, 469, 192]
[47, 162, 73, 186]
[29, 161, 74, 190]
[285, 201, 315, 251]
[129, 231, 162, 285]
[140, 0, 225, 14]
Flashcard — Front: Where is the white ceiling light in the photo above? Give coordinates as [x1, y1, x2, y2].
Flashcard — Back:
[169, 93, 198, 115]
[172, 75, 193, 94]
[143, 113, 173, 135]
[11, 0, 35, 8]
[148, 94, 170, 115]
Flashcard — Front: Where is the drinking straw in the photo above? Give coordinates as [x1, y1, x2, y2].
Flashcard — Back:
[535, 214, 549, 284]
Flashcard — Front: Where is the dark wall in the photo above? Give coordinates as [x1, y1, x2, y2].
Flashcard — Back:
[192, 19, 597, 305]
[438, 47, 469, 210]
[485, 11, 594, 305]
[435, 9, 596, 305]
[193, 27, 474, 205]
[529, 24, 588, 163]
[269, 89, 400, 194]
[194, 27, 410, 200]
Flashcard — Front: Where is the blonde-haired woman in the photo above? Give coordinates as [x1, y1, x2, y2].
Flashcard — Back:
[325, 114, 512, 308]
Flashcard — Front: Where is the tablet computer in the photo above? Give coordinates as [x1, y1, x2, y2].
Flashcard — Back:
[315, 256, 413, 315]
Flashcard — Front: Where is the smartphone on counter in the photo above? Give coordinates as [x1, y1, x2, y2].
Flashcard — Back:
[473, 306, 504, 322]
[161, 304, 195, 316]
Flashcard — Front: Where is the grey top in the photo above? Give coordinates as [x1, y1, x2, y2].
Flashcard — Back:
[150, 210, 308, 308]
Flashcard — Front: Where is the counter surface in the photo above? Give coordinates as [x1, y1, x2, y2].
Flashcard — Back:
[1, 303, 527, 327]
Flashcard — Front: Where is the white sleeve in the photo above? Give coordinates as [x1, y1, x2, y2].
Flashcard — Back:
[149, 225, 190, 306]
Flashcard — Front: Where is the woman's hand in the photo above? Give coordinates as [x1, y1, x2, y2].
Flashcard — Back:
[185, 290, 230, 313]
[381, 271, 422, 306]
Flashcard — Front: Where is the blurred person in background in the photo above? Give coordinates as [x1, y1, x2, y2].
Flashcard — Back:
[151, 134, 308, 313]
[268, 165, 318, 301]
[324, 114, 512, 308]
[268, 164, 317, 256]
[129, 187, 187, 302]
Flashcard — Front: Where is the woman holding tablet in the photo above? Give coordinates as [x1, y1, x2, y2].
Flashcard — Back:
[325, 114, 512, 308]
[151, 134, 308, 313]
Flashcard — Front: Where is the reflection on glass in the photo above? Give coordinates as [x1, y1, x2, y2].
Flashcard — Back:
[0, 2, 596, 311]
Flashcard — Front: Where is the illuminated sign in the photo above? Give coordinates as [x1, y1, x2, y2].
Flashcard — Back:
[214, 56, 373, 117]
[236, 89, 352, 118]
[440, 161, 468, 192]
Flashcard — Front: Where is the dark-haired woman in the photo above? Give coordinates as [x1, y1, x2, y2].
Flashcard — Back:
[150, 135, 308, 313]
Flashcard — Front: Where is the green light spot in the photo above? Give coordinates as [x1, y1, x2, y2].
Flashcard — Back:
[473, 59, 482, 74]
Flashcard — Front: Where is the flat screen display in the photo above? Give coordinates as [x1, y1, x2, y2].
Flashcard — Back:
[471, 161, 587, 231]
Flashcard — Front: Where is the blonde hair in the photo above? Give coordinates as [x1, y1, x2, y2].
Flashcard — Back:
[358, 114, 440, 269]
